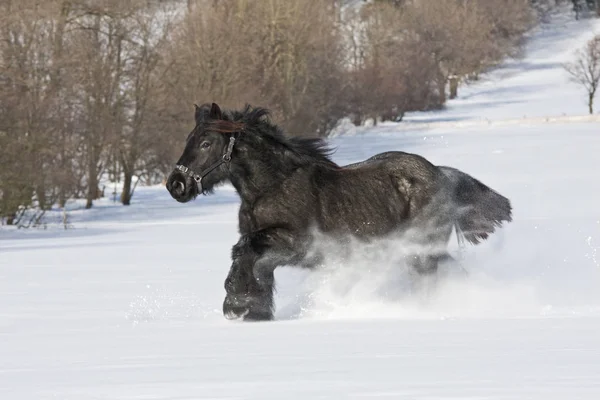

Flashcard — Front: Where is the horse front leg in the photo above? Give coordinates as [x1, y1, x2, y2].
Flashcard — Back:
[222, 229, 300, 321]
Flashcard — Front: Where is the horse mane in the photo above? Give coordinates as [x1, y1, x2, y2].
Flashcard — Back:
[212, 105, 338, 168]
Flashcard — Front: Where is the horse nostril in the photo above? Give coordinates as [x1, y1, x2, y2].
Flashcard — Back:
[173, 180, 184, 195]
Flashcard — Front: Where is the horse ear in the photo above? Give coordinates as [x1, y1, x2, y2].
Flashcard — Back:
[194, 103, 211, 124]
[209, 102, 222, 120]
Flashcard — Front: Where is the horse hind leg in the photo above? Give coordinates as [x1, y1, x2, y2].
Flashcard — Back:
[404, 222, 454, 297]
[407, 221, 453, 271]
[408, 253, 439, 275]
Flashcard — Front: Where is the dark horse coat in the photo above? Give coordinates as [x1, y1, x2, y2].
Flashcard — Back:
[166, 103, 512, 321]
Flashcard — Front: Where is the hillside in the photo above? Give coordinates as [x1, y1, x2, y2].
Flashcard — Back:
[1, 11, 600, 400]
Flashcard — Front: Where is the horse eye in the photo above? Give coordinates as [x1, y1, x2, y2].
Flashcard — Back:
[201, 141, 211, 149]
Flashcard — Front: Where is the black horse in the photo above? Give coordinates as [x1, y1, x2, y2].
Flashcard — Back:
[166, 103, 512, 321]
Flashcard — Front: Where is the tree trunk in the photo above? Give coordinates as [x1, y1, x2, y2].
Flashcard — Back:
[449, 76, 459, 100]
[438, 77, 447, 105]
[120, 169, 133, 205]
[36, 187, 48, 210]
[58, 189, 67, 208]
[85, 187, 95, 209]
[589, 92, 594, 114]
[85, 152, 97, 209]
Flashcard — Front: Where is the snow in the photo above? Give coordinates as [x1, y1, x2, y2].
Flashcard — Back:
[403, 10, 600, 124]
[2, 11, 600, 400]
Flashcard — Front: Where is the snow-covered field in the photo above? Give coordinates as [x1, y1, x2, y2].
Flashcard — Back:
[2, 11, 600, 400]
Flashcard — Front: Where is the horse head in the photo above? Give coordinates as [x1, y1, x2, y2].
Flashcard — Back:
[166, 102, 243, 203]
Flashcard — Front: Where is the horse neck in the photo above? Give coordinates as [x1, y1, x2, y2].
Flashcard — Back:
[228, 143, 301, 204]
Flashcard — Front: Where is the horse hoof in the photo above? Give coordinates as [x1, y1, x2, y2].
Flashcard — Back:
[223, 296, 249, 320]
[224, 308, 249, 320]
[242, 310, 274, 322]
[223, 295, 273, 321]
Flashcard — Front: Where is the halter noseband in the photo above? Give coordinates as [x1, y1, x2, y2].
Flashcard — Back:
[175, 135, 236, 193]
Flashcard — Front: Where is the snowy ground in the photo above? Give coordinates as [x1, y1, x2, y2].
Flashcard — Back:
[2, 11, 600, 400]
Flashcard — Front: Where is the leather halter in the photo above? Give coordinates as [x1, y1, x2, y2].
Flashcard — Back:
[175, 135, 236, 193]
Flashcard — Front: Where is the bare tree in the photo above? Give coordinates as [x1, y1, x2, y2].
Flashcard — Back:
[67, 1, 145, 209]
[342, 2, 431, 124]
[0, 0, 540, 225]
[0, 0, 78, 224]
[158, 0, 347, 138]
[400, 0, 501, 103]
[0, 0, 180, 220]
[343, 0, 506, 122]
[564, 35, 600, 114]
[114, 5, 175, 205]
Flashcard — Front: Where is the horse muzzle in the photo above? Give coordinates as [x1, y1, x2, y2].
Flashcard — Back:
[166, 170, 197, 203]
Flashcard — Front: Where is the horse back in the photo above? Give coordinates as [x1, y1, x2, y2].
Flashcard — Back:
[243, 151, 446, 239]
[313, 151, 445, 237]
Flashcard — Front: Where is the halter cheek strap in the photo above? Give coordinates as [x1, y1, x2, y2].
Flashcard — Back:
[175, 136, 236, 193]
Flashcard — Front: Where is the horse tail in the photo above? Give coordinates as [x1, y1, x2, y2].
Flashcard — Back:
[439, 166, 512, 245]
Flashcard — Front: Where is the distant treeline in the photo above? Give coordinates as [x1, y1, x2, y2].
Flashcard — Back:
[0, 0, 547, 224]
